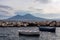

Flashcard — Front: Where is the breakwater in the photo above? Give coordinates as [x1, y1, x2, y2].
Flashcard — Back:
[0, 20, 60, 27]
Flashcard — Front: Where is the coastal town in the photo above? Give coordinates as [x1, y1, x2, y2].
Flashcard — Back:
[0, 20, 60, 27]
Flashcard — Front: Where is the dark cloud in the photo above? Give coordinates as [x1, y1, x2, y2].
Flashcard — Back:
[0, 5, 13, 10]
[36, 0, 50, 4]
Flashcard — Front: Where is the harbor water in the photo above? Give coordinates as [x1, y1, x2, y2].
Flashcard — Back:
[0, 27, 60, 40]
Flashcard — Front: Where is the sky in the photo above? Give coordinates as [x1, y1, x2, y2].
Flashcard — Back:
[0, 0, 60, 19]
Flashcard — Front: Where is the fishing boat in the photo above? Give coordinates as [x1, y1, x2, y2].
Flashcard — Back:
[18, 30, 40, 36]
[39, 27, 56, 32]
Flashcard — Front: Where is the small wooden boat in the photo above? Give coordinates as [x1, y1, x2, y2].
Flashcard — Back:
[18, 30, 40, 37]
[39, 27, 56, 32]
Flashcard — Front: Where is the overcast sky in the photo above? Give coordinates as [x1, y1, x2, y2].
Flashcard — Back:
[0, 0, 60, 19]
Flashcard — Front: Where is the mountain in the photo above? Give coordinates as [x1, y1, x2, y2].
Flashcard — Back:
[7, 14, 47, 21]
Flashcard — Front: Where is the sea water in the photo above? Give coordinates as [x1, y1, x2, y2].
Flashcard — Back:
[0, 27, 60, 40]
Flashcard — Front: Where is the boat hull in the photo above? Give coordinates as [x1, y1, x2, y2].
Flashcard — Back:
[18, 30, 40, 36]
[39, 27, 56, 32]
[19, 32, 40, 36]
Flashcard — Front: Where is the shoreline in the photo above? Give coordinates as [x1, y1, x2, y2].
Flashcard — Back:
[0, 20, 60, 27]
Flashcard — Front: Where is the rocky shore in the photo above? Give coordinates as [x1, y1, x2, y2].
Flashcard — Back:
[0, 20, 60, 27]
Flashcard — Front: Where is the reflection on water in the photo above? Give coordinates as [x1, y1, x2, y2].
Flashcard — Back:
[40, 31, 56, 40]
[0, 27, 60, 40]
[19, 36, 39, 40]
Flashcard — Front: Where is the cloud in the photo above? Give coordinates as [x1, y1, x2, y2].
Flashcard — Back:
[28, 7, 43, 13]
[36, 0, 51, 4]
[15, 10, 30, 15]
[0, 0, 60, 14]
[31, 13, 60, 19]
[0, 5, 15, 18]
[0, 5, 13, 10]
[0, 0, 60, 19]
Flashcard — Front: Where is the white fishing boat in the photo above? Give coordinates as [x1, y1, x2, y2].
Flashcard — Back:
[18, 30, 40, 36]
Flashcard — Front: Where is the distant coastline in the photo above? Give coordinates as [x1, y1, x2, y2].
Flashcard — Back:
[0, 20, 60, 27]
